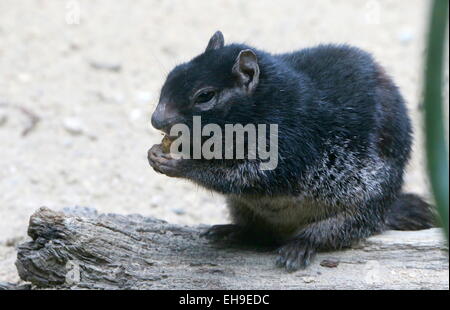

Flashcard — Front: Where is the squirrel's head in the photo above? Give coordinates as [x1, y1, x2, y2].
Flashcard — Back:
[151, 31, 261, 134]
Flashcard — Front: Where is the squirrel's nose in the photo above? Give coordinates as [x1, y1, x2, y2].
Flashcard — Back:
[151, 102, 179, 133]
[151, 110, 165, 130]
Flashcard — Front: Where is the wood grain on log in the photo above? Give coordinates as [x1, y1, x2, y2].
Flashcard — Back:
[15, 207, 449, 289]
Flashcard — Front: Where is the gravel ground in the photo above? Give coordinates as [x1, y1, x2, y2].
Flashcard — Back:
[0, 0, 448, 285]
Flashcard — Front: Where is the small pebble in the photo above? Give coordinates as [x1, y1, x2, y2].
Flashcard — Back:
[89, 60, 122, 72]
[320, 259, 340, 268]
[172, 208, 186, 215]
[63, 118, 85, 135]
[0, 112, 7, 127]
[398, 30, 414, 44]
[301, 276, 315, 283]
[150, 195, 163, 207]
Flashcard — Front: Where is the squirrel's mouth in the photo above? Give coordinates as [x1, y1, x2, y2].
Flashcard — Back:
[159, 132, 178, 142]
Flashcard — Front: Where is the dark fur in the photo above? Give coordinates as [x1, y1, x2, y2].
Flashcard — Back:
[148, 31, 435, 271]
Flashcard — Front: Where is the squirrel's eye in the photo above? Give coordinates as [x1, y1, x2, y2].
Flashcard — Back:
[195, 91, 215, 104]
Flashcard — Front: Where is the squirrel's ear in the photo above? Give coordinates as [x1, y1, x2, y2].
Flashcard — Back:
[232, 49, 260, 93]
[205, 31, 224, 52]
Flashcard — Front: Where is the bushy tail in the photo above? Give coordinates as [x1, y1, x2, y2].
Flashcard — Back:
[385, 193, 437, 230]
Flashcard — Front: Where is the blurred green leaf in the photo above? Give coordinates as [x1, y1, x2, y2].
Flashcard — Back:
[423, 0, 449, 239]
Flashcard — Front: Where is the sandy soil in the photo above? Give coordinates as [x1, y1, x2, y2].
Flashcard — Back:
[0, 0, 448, 284]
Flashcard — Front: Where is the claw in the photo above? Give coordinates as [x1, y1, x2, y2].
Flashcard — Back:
[276, 239, 316, 272]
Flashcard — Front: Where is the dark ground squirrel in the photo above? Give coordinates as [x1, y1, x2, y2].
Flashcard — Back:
[148, 31, 435, 271]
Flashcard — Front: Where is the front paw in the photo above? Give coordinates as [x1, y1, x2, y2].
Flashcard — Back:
[276, 239, 317, 272]
[148, 144, 185, 178]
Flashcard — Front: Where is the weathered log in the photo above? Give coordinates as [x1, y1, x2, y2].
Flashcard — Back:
[15, 207, 449, 289]
[0, 282, 31, 290]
